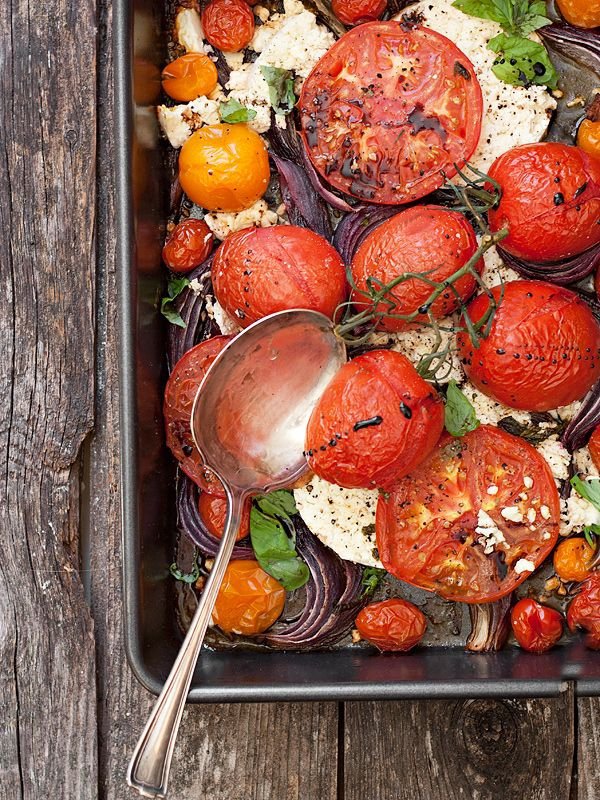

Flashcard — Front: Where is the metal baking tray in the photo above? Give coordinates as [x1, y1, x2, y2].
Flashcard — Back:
[114, 0, 600, 700]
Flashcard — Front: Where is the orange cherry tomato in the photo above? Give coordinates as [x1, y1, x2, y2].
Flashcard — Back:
[202, 0, 255, 53]
[161, 53, 218, 102]
[511, 598, 563, 654]
[355, 598, 427, 652]
[556, 0, 600, 28]
[198, 492, 251, 541]
[179, 124, 270, 212]
[578, 120, 600, 161]
[332, 0, 387, 26]
[212, 560, 286, 635]
[162, 219, 213, 273]
[554, 537, 595, 583]
[567, 573, 600, 649]
[589, 425, 600, 471]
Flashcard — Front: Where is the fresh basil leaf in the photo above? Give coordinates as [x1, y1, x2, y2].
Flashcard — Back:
[249, 501, 309, 590]
[489, 33, 558, 88]
[452, 0, 551, 35]
[260, 65, 296, 115]
[361, 566, 386, 597]
[259, 557, 310, 591]
[219, 98, 257, 124]
[571, 476, 600, 512]
[161, 276, 190, 328]
[255, 490, 297, 521]
[584, 525, 600, 549]
[452, 0, 509, 26]
[444, 380, 480, 437]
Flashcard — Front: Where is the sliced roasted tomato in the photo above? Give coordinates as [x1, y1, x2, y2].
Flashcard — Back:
[299, 21, 482, 205]
[376, 425, 560, 603]
[164, 336, 232, 490]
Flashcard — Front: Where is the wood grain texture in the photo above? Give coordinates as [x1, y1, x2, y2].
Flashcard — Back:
[576, 698, 600, 800]
[0, 0, 98, 796]
[344, 692, 576, 800]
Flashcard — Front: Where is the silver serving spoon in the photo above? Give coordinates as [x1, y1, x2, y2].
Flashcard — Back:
[127, 309, 346, 798]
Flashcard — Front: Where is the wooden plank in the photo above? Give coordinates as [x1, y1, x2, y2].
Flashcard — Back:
[577, 697, 600, 800]
[0, 0, 98, 795]
[344, 691, 575, 800]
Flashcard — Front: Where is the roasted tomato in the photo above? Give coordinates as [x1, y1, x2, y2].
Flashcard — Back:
[567, 573, 600, 649]
[350, 206, 483, 331]
[456, 280, 600, 412]
[577, 96, 600, 161]
[198, 492, 251, 541]
[164, 336, 232, 487]
[179, 124, 270, 212]
[299, 21, 482, 205]
[589, 425, 600, 472]
[488, 143, 600, 262]
[162, 219, 213, 273]
[556, 0, 600, 28]
[212, 225, 347, 328]
[212, 560, 286, 635]
[510, 598, 563, 654]
[376, 425, 560, 603]
[553, 537, 595, 583]
[332, 0, 387, 26]
[305, 350, 444, 489]
[202, 0, 255, 52]
[355, 598, 427, 652]
[161, 53, 218, 102]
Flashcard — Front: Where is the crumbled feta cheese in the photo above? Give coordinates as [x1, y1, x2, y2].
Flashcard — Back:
[487, 485, 499, 496]
[205, 296, 242, 335]
[203, 199, 281, 241]
[514, 558, 536, 574]
[157, 97, 221, 147]
[475, 509, 507, 554]
[222, 51, 245, 71]
[560, 492, 600, 536]
[175, 7, 212, 55]
[294, 475, 382, 567]
[552, 400, 582, 423]
[460, 381, 529, 427]
[527, 508, 536, 524]
[524, 476, 534, 489]
[404, 1, 556, 175]
[574, 445, 600, 479]
[501, 506, 524, 523]
[536, 436, 571, 483]
[481, 246, 520, 288]
[254, 4, 270, 22]
[540, 505, 551, 520]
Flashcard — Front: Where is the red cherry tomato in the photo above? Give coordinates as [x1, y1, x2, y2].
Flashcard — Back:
[163, 336, 232, 488]
[488, 143, 600, 263]
[305, 350, 444, 489]
[355, 598, 427, 652]
[376, 426, 560, 603]
[456, 280, 600, 412]
[567, 573, 600, 649]
[350, 206, 483, 331]
[299, 22, 482, 205]
[212, 560, 286, 635]
[198, 492, 251, 541]
[589, 426, 600, 472]
[511, 598, 563, 654]
[332, 0, 387, 26]
[212, 225, 348, 328]
[202, 0, 255, 53]
[162, 219, 213, 273]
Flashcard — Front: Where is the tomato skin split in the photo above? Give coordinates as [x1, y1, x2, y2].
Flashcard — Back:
[355, 598, 427, 652]
[511, 598, 563, 654]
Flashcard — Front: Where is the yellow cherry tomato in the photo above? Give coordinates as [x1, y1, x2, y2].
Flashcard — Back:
[212, 560, 286, 635]
[556, 0, 600, 28]
[578, 119, 600, 161]
[161, 53, 218, 102]
[179, 124, 270, 212]
[553, 537, 595, 583]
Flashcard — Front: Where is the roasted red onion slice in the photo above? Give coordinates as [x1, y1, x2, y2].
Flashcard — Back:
[167, 256, 217, 368]
[333, 204, 402, 264]
[561, 380, 600, 453]
[466, 596, 511, 652]
[539, 22, 600, 77]
[498, 242, 600, 286]
[272, 154, 333, 241]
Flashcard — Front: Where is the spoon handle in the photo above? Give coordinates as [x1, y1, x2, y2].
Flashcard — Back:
[127, 489, 246, 798]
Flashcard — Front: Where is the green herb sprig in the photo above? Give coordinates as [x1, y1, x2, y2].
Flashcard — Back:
[361, 566, 386, 597]
[219, 98, 257, 124]
[260, 66, 296, 115]
[161, 276, 190, 328]
[170, 552, 201, 584]
[445, 380, 480, 437]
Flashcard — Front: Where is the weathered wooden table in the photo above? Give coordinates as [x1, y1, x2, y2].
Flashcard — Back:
[2, 0, 600, 796]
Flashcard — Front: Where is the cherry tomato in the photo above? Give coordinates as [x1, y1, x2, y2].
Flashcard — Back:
[510, 598, 563, 654]
[161, 53, 218, 102]
[198, 492, 251, 541]
[164, 336, 232, 487]
[212, 225, 348, 328]
[567, 573, 600, 649]
[488, 143, 600, 263]
[376, 425, 560, 603]
[577, 96, 600, 161]
[553, 537, 595, 583]
[332, 0, 387, 26]
[589, 426, 600, 472]
[456, 280, 600, 412]
[179, 124, 270, 212]
[305, 350, 444, 489]
[162, 219, 213, 273]
[202, 0, 255, 53]
[355, 598, 427, 652]
[212, 560, 286, 635]
[299, 22, 482, 205]
[350, 206, 483, 331]
[556, 0, 600, 28]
